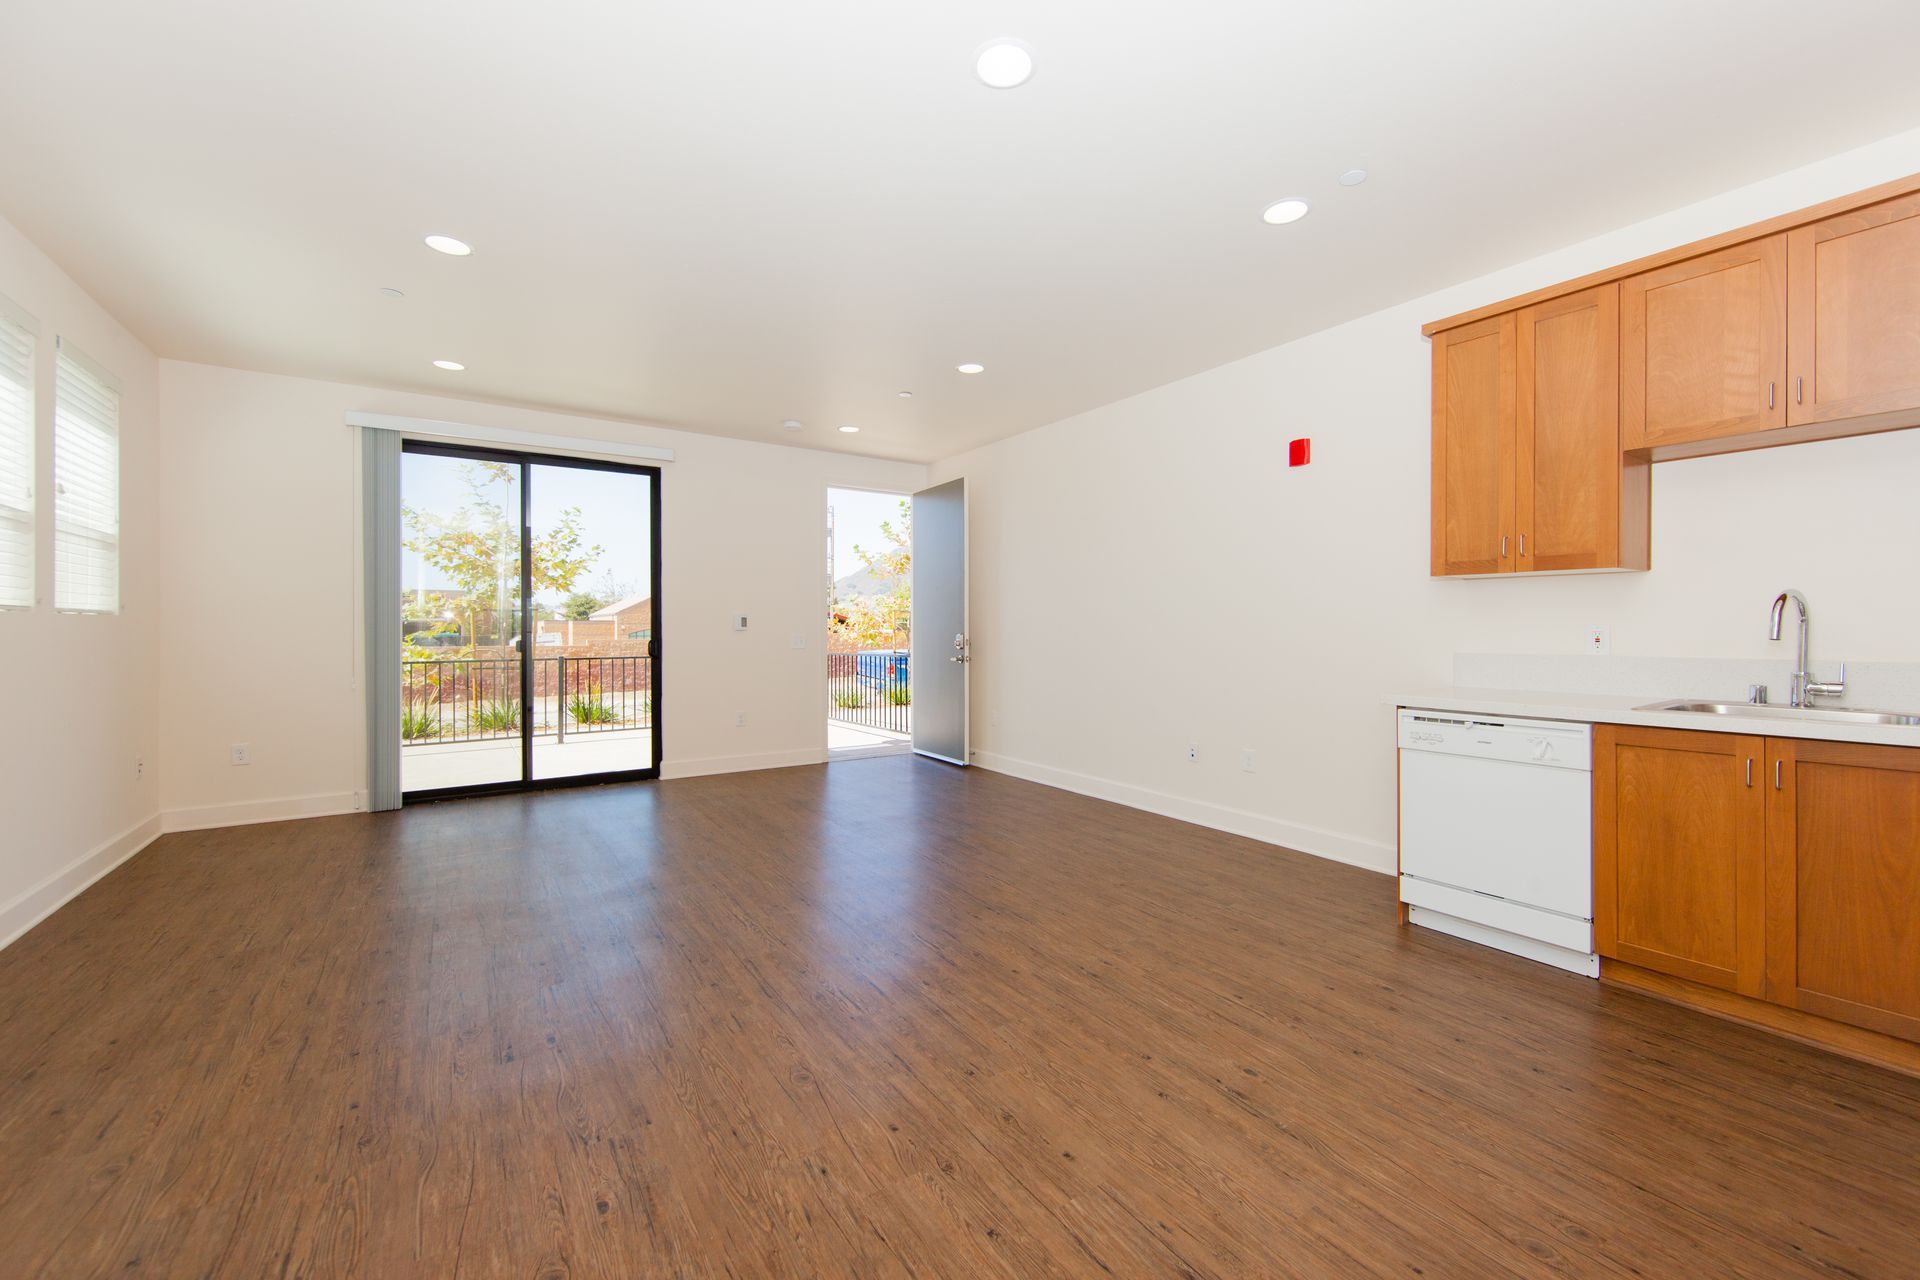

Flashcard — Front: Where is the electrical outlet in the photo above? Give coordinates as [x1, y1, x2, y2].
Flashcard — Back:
[1586, 625, 1612, 655]
[135, 758, 144, 780]
[790, 632, 806, 649]
[1240, 749, 1256, 773]
[230, 743, 252, 766]
[735, 711, 747, 727]
[732, 614, 749, 631]
[1186, 743, 1199, 763]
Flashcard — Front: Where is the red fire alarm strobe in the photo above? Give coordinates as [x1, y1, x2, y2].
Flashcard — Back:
[1288, 438, 1311, 467]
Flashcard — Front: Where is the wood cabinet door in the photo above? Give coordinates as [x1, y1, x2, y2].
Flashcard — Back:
[1765, 739, 1920, 1041]
[1622, 235, 1787, 450]
[1787, 189, 1920, 428]
[1430, 314, 1515, 576]
[1594, 726, 1765, 994]
[1515, 284, 1640, 571]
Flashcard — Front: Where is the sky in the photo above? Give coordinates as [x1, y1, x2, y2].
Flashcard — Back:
[401, 452, 653, 608]
[828, 486, 911, 585]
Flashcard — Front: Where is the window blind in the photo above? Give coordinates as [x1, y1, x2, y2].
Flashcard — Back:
[0, 301, 32, 608]
[53, 339, 119, 613]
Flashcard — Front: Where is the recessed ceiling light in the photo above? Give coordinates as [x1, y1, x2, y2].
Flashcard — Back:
[782, 419, 804, 430]
[1261, 198, 1311, 225]
[432, 359, 465, 371]
[974, 39, 1034, 89]
[424, 235, 472, 256]
[956, 363, 985, 374]
[379, 287, 405, 299]
[838, 425, 860, 434]
[1339, 169, 1369, 187]
[897, 390, 914, 398]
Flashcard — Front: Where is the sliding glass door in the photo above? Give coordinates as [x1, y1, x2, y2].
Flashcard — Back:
[399, 442, 660, 798]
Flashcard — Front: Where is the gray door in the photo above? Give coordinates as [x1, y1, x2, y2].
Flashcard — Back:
[911, 478, 968, 765]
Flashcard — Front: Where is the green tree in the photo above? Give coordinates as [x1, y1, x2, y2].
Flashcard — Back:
[560, 591, 606, 620]
[829, 499, 911, 649]
[403, 462, 603, 649]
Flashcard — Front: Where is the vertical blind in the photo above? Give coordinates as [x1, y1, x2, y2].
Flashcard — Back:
[53, 339, 119, 613]
[0, 301, 32, 609]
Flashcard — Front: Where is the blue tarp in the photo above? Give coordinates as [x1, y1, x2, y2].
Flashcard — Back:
[855, 650, 909, 687]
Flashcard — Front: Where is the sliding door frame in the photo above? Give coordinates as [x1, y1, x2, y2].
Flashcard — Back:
[401, 439, 663, 802]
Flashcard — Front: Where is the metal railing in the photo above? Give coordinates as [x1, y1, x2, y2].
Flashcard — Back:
[401, 655, 653, 744]
[827, 649, 910, 734]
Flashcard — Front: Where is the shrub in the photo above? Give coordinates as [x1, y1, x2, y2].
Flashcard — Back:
[569, 695, 618, 724]
[401, 706, 442, 740]
[833, 689, 866, 709]
[886, 686, 911, 706]
[471, 699, 521, 733]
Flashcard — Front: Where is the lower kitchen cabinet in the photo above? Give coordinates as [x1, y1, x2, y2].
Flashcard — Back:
[1765, 738, 1920, 1041]
[1593, 726, 1766, 996]
[1596, 725, 1920, 1044]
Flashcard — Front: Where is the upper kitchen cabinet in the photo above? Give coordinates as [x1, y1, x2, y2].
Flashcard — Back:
[1787, 189, 1920, 429]
[1516, 284, 1646, 572]
[1430, 314, 1514, 576]
[1622, 236, 1787, 452]
[1429, 286, 1646, 576]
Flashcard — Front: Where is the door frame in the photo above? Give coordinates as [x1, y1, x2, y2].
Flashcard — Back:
[400, 439, 663, 801]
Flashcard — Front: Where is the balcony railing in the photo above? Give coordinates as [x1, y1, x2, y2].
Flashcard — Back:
[401, 655, 653, 744]
[828, 649, 910, 735]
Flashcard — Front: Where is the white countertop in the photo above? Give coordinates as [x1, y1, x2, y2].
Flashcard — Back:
[1398, 687, 1920, 748]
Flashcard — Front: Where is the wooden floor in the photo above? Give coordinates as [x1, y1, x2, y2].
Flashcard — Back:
[3, 759, 1918, 1278]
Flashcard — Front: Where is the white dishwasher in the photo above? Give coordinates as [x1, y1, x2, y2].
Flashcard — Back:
[1398, 708, 1597, 976]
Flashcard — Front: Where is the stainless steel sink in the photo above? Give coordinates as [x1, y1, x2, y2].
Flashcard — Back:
[1637, 698, 1920, 727]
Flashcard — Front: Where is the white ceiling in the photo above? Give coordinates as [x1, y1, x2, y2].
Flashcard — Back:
[4, 2, 1920, 463]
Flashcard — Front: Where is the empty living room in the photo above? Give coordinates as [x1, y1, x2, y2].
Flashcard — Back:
[5, 3, 1920, 1276]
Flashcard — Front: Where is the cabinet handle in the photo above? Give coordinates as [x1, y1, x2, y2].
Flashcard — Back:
[1519, 533, 1526, 557]
[1745, 757, 1753, 787]
[1768, 381, 1776, 410]
[1501, 535, 1509, 558]
[1775, 759, 1783, 790]
[1796, 375, 1804, 404]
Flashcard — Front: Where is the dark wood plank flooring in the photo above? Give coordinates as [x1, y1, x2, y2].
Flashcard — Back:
[2, 757, 1917, 1278]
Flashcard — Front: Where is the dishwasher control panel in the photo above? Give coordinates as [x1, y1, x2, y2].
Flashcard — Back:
[1396, 710, 1592, 771]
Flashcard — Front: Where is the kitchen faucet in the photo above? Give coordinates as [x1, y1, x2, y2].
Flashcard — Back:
[1769, 589, 1846, 707]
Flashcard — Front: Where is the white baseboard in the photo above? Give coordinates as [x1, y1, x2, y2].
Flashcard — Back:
[661, 747, 828, 780]
[0, 813, 164, 951]
[161, 791, 365, 833]
[973, 750, 1396, 876]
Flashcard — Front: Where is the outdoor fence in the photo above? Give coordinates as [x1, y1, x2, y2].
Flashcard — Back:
[828, 649, 911, 735]
[402, 655, 653, 743]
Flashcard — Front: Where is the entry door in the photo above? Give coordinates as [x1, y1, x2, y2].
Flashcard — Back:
[399, 442, 661, 799]
[910, 478, 968, 765]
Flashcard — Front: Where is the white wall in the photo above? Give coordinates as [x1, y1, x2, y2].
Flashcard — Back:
[932, 125, 1920, 874]
[0, 214, 161, 945]
[156, 362, 924, 827]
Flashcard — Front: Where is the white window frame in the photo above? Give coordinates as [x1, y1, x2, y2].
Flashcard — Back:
[52, 336, 121, 615]
[0, 293, 35, 610]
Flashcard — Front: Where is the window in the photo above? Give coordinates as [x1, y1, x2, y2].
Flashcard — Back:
[53, 338, 119, 613]
[628, 628, 651, 641]
[0, 298, 32, 609]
